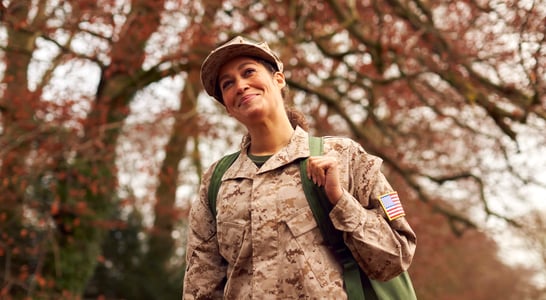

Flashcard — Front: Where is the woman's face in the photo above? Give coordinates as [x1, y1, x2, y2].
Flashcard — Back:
[217, 56, 286, 124]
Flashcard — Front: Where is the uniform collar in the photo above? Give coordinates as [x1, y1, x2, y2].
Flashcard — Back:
[223, 126, 310, 179]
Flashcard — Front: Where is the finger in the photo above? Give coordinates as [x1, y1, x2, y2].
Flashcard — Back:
[315, 157, 339, 187]
[307, 157, 319, 185]
[309, 157, 328, 186]
[313, 166, 324, 186]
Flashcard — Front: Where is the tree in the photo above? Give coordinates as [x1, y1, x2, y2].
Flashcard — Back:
[393, 173, 539, 299]
[1, 0, 173, 296]
[0, 0, 544, 298]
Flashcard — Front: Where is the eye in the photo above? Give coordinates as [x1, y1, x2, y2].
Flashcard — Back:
[220, 79, 233, 91]
[242, 68, 256, 77]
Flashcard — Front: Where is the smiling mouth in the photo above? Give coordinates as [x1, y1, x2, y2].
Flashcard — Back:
[239, 94, 257, 106]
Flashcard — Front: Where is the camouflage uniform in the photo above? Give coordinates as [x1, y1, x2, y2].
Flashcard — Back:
[183, 127, 416, 299]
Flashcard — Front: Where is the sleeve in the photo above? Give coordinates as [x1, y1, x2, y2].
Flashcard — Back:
[182, 165, 227, 299]
[327, 141, 417, 282]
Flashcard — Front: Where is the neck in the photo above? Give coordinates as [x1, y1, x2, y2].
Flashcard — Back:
[247, 118, 295, 156]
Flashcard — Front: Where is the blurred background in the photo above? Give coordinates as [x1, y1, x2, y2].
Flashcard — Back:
[1, 0, 545, 299]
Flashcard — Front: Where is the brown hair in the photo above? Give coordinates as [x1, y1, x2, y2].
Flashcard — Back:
[286, 107, 309, 131]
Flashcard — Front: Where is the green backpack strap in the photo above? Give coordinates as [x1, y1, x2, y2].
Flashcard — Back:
[300, 136, 417, 300]
[207, 151, 240, 218]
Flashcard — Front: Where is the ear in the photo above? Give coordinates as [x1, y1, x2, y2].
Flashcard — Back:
[273, 72, 286, 88]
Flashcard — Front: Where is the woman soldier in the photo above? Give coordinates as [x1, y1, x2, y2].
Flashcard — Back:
[183, 36, 416, 299]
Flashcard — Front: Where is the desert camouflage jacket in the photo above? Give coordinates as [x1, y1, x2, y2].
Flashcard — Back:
[183, 127, 416, 299]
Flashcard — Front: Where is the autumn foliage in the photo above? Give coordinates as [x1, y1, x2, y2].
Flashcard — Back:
[1, 0, 545, 299]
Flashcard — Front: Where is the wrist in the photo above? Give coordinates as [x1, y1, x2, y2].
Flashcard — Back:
[328, 188, 344, 205]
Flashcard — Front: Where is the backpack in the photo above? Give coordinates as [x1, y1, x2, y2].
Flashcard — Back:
[207, 136, 417, 300]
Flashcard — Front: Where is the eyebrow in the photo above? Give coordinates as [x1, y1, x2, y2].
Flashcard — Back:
[218, 61, 258, 85]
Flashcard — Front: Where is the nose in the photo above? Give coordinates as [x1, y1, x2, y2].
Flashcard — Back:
[235, 78, 249, 94]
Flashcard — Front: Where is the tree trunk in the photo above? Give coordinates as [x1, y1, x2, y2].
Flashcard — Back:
[42, 0, 166, 295]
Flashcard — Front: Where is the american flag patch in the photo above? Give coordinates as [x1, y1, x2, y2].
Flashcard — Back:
[379, 191, 405, 221]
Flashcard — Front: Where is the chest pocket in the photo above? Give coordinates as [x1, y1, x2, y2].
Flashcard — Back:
[285, 209, 342, 287]
[217, 220, 249, 264]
